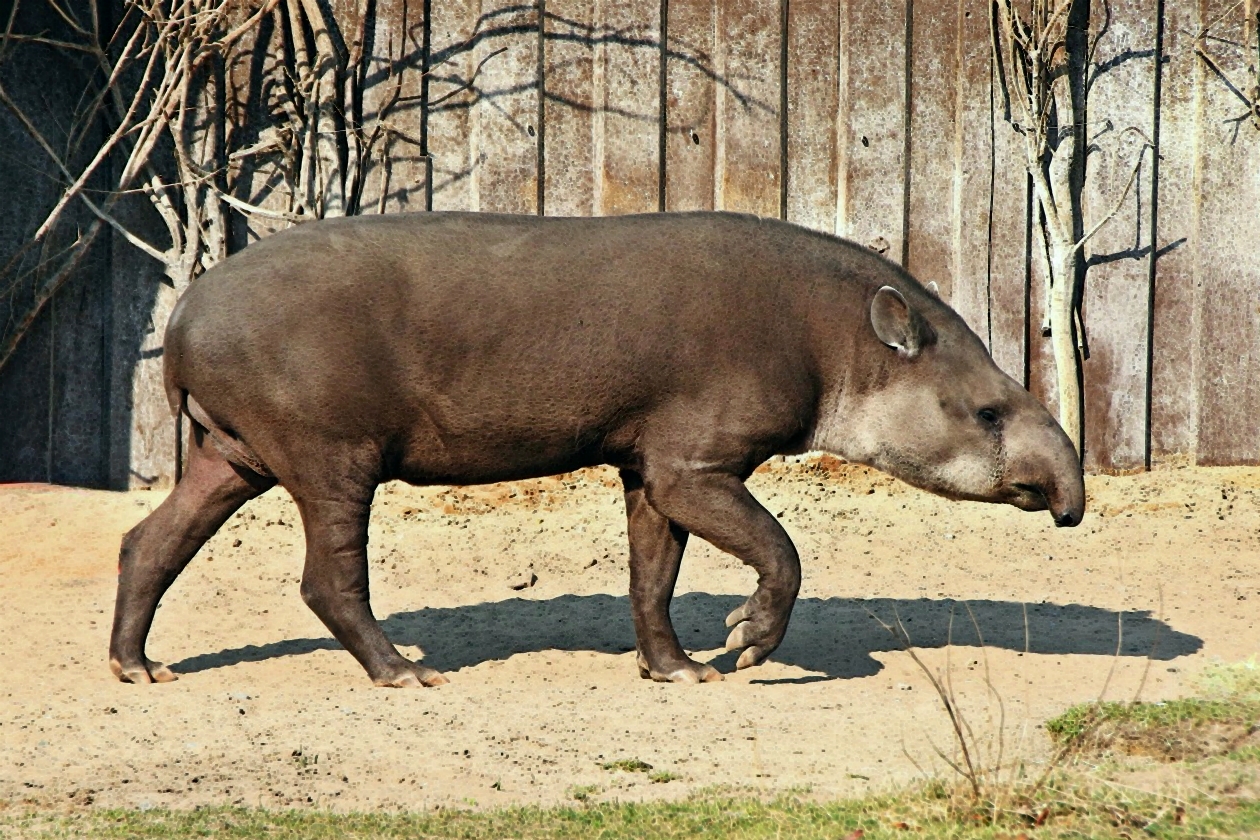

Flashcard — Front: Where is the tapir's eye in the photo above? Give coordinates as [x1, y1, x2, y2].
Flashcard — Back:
[977, 408, 1000, 425]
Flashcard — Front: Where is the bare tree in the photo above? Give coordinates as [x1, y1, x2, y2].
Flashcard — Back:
[0, 0, 414, 373]
[990, 0, 1150, 454]
[1194, 0, 1260, 134]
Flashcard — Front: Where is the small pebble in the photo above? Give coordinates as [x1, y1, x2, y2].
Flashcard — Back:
[508, 570, 537, 591]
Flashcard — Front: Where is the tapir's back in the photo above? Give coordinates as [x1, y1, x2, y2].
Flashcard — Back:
[165, 212, 862, 483]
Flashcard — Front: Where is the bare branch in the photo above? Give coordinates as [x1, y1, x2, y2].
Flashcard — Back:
[1075, 138, 1152, 252]
[0, 222, 103, 372]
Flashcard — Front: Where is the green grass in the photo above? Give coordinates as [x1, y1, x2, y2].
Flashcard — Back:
[1047, 698, 1260, 746]
[1196, 657, 1260, 703]
[1045, 655, 1260, 765]
[3, 788, 1260, 840]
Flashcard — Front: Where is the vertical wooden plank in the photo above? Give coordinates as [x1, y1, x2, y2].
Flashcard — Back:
[1080, 1, 1158, 471]
[0, 313, 51, 482]
[50, 246, 109, 486]
[987, 15, 1032, 384]
[713, 0, 781, 216]
[359, 0, 430, 213]
[108, 228, 176, 488]
[428, 0, 480, 210]
[949, 1, 995, 345]
[1149, 0, 1198, 461]
[840, 0, 907, 258]
[905, 0, 959, 299]
[473, 0, 540, 214]
[985, 163, 1031, 385]
[785, 0, 839, 234]
[0, 49, 54, 482]
[1194, 0, 1260, 465]
[542, 0, 597, 216]
[0, 19, 106, 485]
[663, 0, 716, 211]
[597, 0, 661, 214]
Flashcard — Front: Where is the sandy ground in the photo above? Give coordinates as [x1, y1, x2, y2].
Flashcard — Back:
[1, 458, 1257, 813]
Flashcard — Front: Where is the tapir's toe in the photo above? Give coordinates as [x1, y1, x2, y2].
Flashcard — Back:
[372, 663, 449, 688]
[652, 663, 723, 684]
[734, 647, 769, 670]
[110, 657, 178, 685]
[636, 650, 723, 683]
[725, 622, 784, 669]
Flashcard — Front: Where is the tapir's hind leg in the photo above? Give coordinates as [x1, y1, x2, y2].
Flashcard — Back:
[621, 470, 722, 683]
[109, 426, 274, 684]
[292, 494, 448, 687]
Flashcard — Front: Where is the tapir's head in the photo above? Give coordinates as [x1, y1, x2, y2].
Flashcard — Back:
[821, 282, 1085, 527]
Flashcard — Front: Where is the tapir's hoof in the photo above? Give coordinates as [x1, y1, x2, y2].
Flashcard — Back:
[372, 664, 449, 688]
[110, 657, 178, 684]
[724, 602, 785, 668]
[636, 651, 722, 684]
[725, 624, 779, 669]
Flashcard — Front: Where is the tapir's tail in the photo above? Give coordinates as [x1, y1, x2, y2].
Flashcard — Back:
[180, 392, 275, 479]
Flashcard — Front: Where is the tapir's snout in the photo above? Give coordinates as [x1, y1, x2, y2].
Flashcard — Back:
[1055, 509, 1080, 528]
[1048, 472, 1086, 528]
[1005, 416, 1086, 527]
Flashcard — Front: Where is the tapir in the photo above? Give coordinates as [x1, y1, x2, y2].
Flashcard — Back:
[110, 211, 1084, 688]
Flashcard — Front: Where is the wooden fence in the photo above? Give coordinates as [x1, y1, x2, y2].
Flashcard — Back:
[1, 0, 1257, 487]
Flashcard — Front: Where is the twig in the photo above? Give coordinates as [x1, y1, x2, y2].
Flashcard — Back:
[1074, 137, 1154, 252]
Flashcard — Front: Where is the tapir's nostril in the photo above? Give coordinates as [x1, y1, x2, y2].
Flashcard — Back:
[1055, 511, 1079, 528]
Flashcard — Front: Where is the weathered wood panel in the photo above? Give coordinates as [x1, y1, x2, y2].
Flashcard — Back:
[542, 0, 597, 216]
[1147, 0, 1198, 460]
[107, 213, 175, 489]
[0, 313, 52, 483]
[359, 0, 430, 213]
[0, 12, 106, 486]
[597, 0, 661, 214]
[663, 0, 716, 211]
[1080, 0, 1159, 471]
[785, 0, 839, 232]
[428, 0, 480, 210]
[713, 0, 781, 215]
[905, 0, 959, 299]
[49, 248, 110, 486]
[473, 0, 541, 214]
[950, 0, 996, 346]
[839, 0, 907, 258]
[1193, 1, 1260, 465]
[986, 19, 1033, 385]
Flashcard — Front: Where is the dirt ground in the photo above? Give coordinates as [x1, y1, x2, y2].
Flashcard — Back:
[1, 458, 1257, 812]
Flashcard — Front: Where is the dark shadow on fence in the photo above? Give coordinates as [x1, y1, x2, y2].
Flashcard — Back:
[171, 592, 1202, 681]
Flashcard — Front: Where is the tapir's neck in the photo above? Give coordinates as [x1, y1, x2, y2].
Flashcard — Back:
[803, 385, 884, 465]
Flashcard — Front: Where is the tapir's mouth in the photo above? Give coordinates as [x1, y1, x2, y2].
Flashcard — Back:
[1011, 482, 1050, 512]
[1012, 482, 1083, 527]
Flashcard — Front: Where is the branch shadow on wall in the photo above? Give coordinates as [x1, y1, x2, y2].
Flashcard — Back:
[170, 593, 1202, 682]
[400, 7, 771, 203]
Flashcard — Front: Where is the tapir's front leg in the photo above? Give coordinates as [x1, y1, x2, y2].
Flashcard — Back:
[621, 470, 723, 683]
[640, 464, 801, 670]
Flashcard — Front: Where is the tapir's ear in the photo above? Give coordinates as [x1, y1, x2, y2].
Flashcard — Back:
[870, 285, 934, 358]
[925, 281, 941, 299]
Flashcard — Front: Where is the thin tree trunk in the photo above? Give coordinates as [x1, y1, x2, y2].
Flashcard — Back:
[1048, 242, 1083, 452]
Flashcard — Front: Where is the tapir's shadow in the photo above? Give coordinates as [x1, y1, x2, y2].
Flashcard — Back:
[172, 594, 1203, 681]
